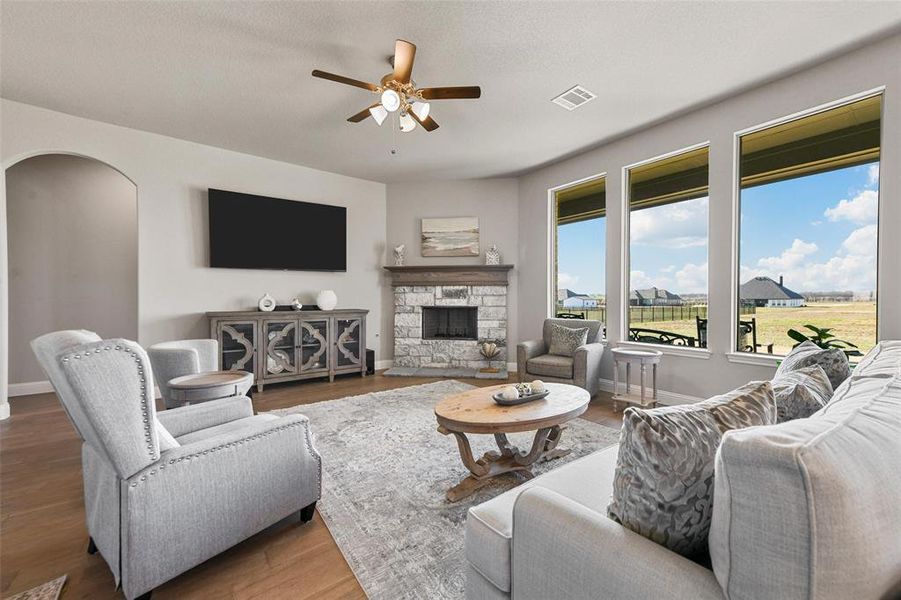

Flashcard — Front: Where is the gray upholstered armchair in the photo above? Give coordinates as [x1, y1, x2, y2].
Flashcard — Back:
[147, 339, 248, 409]
[517, 318, 604, 396]
[32, 330, 321, 600]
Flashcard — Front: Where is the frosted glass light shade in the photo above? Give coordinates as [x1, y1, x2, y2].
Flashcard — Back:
[369, 104, 388, 126]
[399, 111, 416, 133]
[380, 89, 401, 112]
[411, 100, 430, 120]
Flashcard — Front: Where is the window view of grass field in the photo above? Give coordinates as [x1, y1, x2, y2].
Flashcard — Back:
[555, 161, 879, 356]
[554, 97, 879, 357]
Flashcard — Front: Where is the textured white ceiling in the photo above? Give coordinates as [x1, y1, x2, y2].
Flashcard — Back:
[2, 1, 899, 183]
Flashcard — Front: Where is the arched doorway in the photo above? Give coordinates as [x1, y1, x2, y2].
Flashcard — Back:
[5, 153, 138, 391]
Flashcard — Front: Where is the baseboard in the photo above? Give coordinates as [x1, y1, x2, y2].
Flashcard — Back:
[10, 380, 164, 399]
[598, 378, 701, 406]
[8, 380, 53, 397]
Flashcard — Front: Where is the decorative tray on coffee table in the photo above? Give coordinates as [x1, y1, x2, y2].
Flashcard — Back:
[492, 386, 550, 406]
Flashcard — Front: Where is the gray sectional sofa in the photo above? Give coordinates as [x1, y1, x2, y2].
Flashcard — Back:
[465, 340, 901, 600]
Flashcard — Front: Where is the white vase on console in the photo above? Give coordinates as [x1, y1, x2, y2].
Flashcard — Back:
[316, 290, 338, 311]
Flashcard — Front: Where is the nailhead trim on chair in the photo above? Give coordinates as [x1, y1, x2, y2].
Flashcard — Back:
[60, 343, 158, 463]
[126, 421, 319, 488]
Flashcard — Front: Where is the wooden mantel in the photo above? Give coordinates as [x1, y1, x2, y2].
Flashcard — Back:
[383, 264, 514, 286]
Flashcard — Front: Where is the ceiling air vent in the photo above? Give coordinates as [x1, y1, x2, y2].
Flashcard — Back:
[551, 85, 597, 111]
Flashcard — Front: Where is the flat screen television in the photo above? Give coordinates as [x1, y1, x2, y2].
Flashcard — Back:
[208, 189, 346, 271]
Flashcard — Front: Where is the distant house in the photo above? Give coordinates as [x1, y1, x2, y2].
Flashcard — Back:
[630, 287, 683, 306]
[558, 289, 600, 308]
[557, 288, 579, 303]
[740, 276, 805, 307]
[562, 295, 600, 309]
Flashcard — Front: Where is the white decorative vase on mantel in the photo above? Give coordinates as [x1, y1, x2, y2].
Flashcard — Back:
[316, 290, 338, 311]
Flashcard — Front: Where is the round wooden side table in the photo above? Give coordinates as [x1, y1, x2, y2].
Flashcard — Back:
[434, 382, 589, 502]
[611, 348, 663, 411]
[168, 370, 254, 406]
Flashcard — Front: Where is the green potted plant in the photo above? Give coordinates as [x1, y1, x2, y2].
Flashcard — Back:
[786, 324, 861, 357]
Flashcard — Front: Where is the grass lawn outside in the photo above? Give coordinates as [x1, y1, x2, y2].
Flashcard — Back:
[629, 301, 876, 356]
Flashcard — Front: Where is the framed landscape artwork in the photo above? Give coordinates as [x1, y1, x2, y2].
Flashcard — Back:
[421, 217, 480, 257]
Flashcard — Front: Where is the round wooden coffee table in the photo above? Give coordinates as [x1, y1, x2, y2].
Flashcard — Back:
[168, 370, 254, 406]
[435, 383, 590, 502]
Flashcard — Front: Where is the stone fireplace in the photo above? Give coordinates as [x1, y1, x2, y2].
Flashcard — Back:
[384, 265, 513, 376]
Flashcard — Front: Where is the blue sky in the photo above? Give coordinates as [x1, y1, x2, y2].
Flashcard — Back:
[557, 161, 878, 296]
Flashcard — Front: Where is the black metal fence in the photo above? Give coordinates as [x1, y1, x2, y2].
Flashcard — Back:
[555, 303, 756, 323]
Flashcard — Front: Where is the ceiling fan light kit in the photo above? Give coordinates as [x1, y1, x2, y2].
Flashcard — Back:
[398, 111, 416, 133]
[381, 89, 401, 112]
[312, 39, 481, 134]
[411, 100, 430, 120]
[369, 104, 389, 126]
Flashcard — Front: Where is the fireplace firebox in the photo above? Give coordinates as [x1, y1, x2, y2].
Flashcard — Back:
[422, 306, 478, 340]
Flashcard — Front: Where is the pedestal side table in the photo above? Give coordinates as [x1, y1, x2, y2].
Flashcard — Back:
[168, 370, 254, 407]
[611, 348, 663, 411]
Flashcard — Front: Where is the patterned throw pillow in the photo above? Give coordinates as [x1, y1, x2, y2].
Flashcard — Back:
[771, 365, 833, 423]
[775, 340, 851, 390]
[607, 381, 776, 559]
[547, 324, 588, 357]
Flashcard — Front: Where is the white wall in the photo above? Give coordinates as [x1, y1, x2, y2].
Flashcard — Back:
[384, 179, 519, 361]
[1, 100, 387, 398]
[518, 33, 901, 399]
[7, 154, 138, 384]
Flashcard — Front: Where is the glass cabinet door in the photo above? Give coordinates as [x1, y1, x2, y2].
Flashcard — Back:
[300, 320, 330, 372]
[264, 320, 298, 378]
[335, 318, 362, 369]
[219, 321, 256, 374]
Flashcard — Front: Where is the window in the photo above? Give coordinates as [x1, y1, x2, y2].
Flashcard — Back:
[737, 93, 881, 356]
[553, 176, 606, 332]
[626, 146, 709, 348]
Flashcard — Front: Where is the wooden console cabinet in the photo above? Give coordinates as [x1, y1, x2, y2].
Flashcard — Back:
[207, 309, 368, 392]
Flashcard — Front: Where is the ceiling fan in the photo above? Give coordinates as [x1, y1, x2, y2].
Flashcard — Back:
[312, 39, 481, 133]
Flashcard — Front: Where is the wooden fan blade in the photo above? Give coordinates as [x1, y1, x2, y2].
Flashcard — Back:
[393, 39, 416, 84]
[409, 110, 439, 132]
[418, 86, 481, 100]
[312, 69, 378, 92]
[347, 103, 380, 123]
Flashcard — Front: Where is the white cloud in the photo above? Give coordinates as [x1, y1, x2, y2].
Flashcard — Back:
[557, 272, 580, 288]
[630, 270, 655, 289]
[675, 261, 708, 294]
[868, 164, 879, 187]
[660, 265, 676, 273]
[824, 189, 878, 224]
[631, 197, 708, 248]
[841, 224, 877, 256]
[741, 226, 876, 292]
[757, 238, 818, 271]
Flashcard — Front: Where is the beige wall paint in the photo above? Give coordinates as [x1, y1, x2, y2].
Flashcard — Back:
[1, 100, 388, 394]
[384, 179, 519, 361]
[518, 34, 901, 399]
[7, 154, 138, 383]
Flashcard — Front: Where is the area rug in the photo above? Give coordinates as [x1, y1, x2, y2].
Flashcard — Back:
[8, 575, 66, 600]
[271, 380, 621, 600]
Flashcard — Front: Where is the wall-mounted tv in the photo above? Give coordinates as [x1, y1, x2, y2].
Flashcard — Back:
[208, 189, 346, 271]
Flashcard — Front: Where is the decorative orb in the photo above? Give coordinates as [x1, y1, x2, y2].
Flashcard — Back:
[500, 386, 519, 400]
[316, 290, 338, 311]
[531, 380, 546, 393]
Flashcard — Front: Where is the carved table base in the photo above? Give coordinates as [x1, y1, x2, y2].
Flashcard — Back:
[438, 425, 570, 502]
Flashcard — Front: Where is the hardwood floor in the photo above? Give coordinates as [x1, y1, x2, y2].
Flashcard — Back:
[0, 372, 622, 599]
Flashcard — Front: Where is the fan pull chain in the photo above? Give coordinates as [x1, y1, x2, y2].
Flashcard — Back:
[390, 113, 398, 156]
